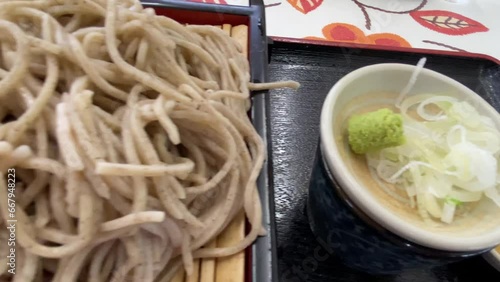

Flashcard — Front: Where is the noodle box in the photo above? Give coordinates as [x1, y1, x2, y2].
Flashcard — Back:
[141, 1, 276, 282]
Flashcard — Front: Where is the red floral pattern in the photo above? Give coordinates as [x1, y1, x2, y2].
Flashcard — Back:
[410, 10, 489, 35]
[305, 23, 411, 48]
[287, 0, 323, 14]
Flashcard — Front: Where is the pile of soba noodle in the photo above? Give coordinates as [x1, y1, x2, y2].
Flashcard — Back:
[0, 0, 298, 281]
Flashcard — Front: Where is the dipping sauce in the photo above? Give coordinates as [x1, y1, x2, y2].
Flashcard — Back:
[335, 92, 500, 236]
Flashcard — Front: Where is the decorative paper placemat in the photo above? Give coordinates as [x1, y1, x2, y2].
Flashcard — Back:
[187, 0, 500, 63]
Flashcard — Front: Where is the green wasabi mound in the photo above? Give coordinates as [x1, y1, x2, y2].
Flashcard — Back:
[347, 108, 405, 154]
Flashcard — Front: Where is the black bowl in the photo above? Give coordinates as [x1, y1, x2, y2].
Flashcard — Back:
[306, 143, 492, 274]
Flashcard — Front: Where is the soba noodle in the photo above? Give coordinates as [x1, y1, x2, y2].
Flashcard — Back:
[0, 0, 299, 281]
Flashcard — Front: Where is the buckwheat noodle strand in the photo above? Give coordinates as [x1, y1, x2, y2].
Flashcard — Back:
[0, 0, 299, 281]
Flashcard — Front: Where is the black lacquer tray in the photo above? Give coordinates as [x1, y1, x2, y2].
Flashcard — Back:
[267, 40, 500, 282]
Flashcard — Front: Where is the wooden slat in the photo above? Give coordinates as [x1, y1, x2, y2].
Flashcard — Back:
[214, 210, 245, 282]
[171, 267, 185, 282]
[222, 24, 232, 35]
[213, 24, 249, 282]
[199, 240, 217, 282]
[185, 259, 200, 282]
[174, 23, 250, 282]
[230, 25, 248, 57]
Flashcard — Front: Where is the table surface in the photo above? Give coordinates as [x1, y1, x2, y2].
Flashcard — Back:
[266, 41, 500, 282]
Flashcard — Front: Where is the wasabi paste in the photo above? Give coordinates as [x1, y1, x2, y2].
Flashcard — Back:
[347, 108, 405, 154]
